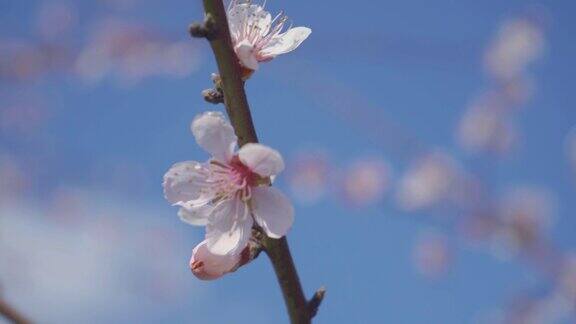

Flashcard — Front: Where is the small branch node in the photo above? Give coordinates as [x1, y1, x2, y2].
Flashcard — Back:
[202, 88, 224, 104]
[188, 22, 207, 38]
[232, 230, 264, 272]
[203, 14, 217, 40]
[249, 228, 264, 257]
[211, 73, 221, 84]
[188, 14, 218, 39]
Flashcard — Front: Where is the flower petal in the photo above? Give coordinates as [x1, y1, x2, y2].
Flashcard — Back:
[260, 27, 311, 58]
[163, 161, 209, 204]
[206, 197, 253, 255]
[190, 240, 240, 280]
[248, 6, 272, 37]
[235, 40, 260, 71]
[251, 186, 294, 239]
[191, 111, 237, 162]
[227, 2, 252, 39]
[178, 204, 211, 226]
[238, 143, 284, 177]
[228, 2, 271, 41]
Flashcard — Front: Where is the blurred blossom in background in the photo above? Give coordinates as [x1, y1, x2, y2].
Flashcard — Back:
[1, 0, 575, 323]
[484, 16, 545, 82]
[339, 157, 391, 207]
[412, 230, 451, 279]
[75, 18, 200, 85]
[286, 149, 330, 206]
[396, 151, 465, 212]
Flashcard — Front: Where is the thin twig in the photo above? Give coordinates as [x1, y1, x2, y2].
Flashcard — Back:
[307, 287, 326, 319]
[0, 297, 31, 324]
[195, 1, 322, 322]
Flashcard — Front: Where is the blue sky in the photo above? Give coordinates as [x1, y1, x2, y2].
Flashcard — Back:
[1, 0, 576, 323]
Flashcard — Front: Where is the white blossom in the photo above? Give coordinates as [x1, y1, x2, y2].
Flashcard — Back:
[163, 111, 294, 256]
[227, 0, 311, 71]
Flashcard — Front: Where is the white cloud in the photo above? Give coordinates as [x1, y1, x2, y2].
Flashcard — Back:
[0, 188, 203, 323]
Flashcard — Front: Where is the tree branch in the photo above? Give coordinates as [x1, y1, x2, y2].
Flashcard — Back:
[193, 1, 257, 146]
[0, 297, 31, 324]
[195, 1, 323, 323]
[260, 236, 310, 323]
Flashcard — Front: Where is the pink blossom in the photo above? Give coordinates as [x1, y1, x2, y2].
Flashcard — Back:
[227, 0, 311, 72]
[286, 150, 330, 205]
[497, 186, 555, 249]
[341, 158, 391, 207]
[396, 152, 461, 211]
[75, 19, 200, 85]
[457, 95, 518, 155]
[413, 231, 451, 278]
[164, 112, 294, 256]
[484, 17, 545, 81]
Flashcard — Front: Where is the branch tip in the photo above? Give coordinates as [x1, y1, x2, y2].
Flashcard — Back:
[307, 286, 326, 319]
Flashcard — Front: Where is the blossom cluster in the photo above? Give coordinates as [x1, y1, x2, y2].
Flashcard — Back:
[275, 10, 573, 319]
[0, 3, 200, 86]
[163, 1, 310, 280]
[457, 15, 545, 155]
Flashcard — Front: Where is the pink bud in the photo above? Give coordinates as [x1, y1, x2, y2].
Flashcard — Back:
[189, 240, 241, 280]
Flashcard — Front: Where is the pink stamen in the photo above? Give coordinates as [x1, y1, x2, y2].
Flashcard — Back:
[229, 155, 260, 187]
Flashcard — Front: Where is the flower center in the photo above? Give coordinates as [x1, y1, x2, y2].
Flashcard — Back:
[229, 156, 259, 187]
[208, 156, 266, 203]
